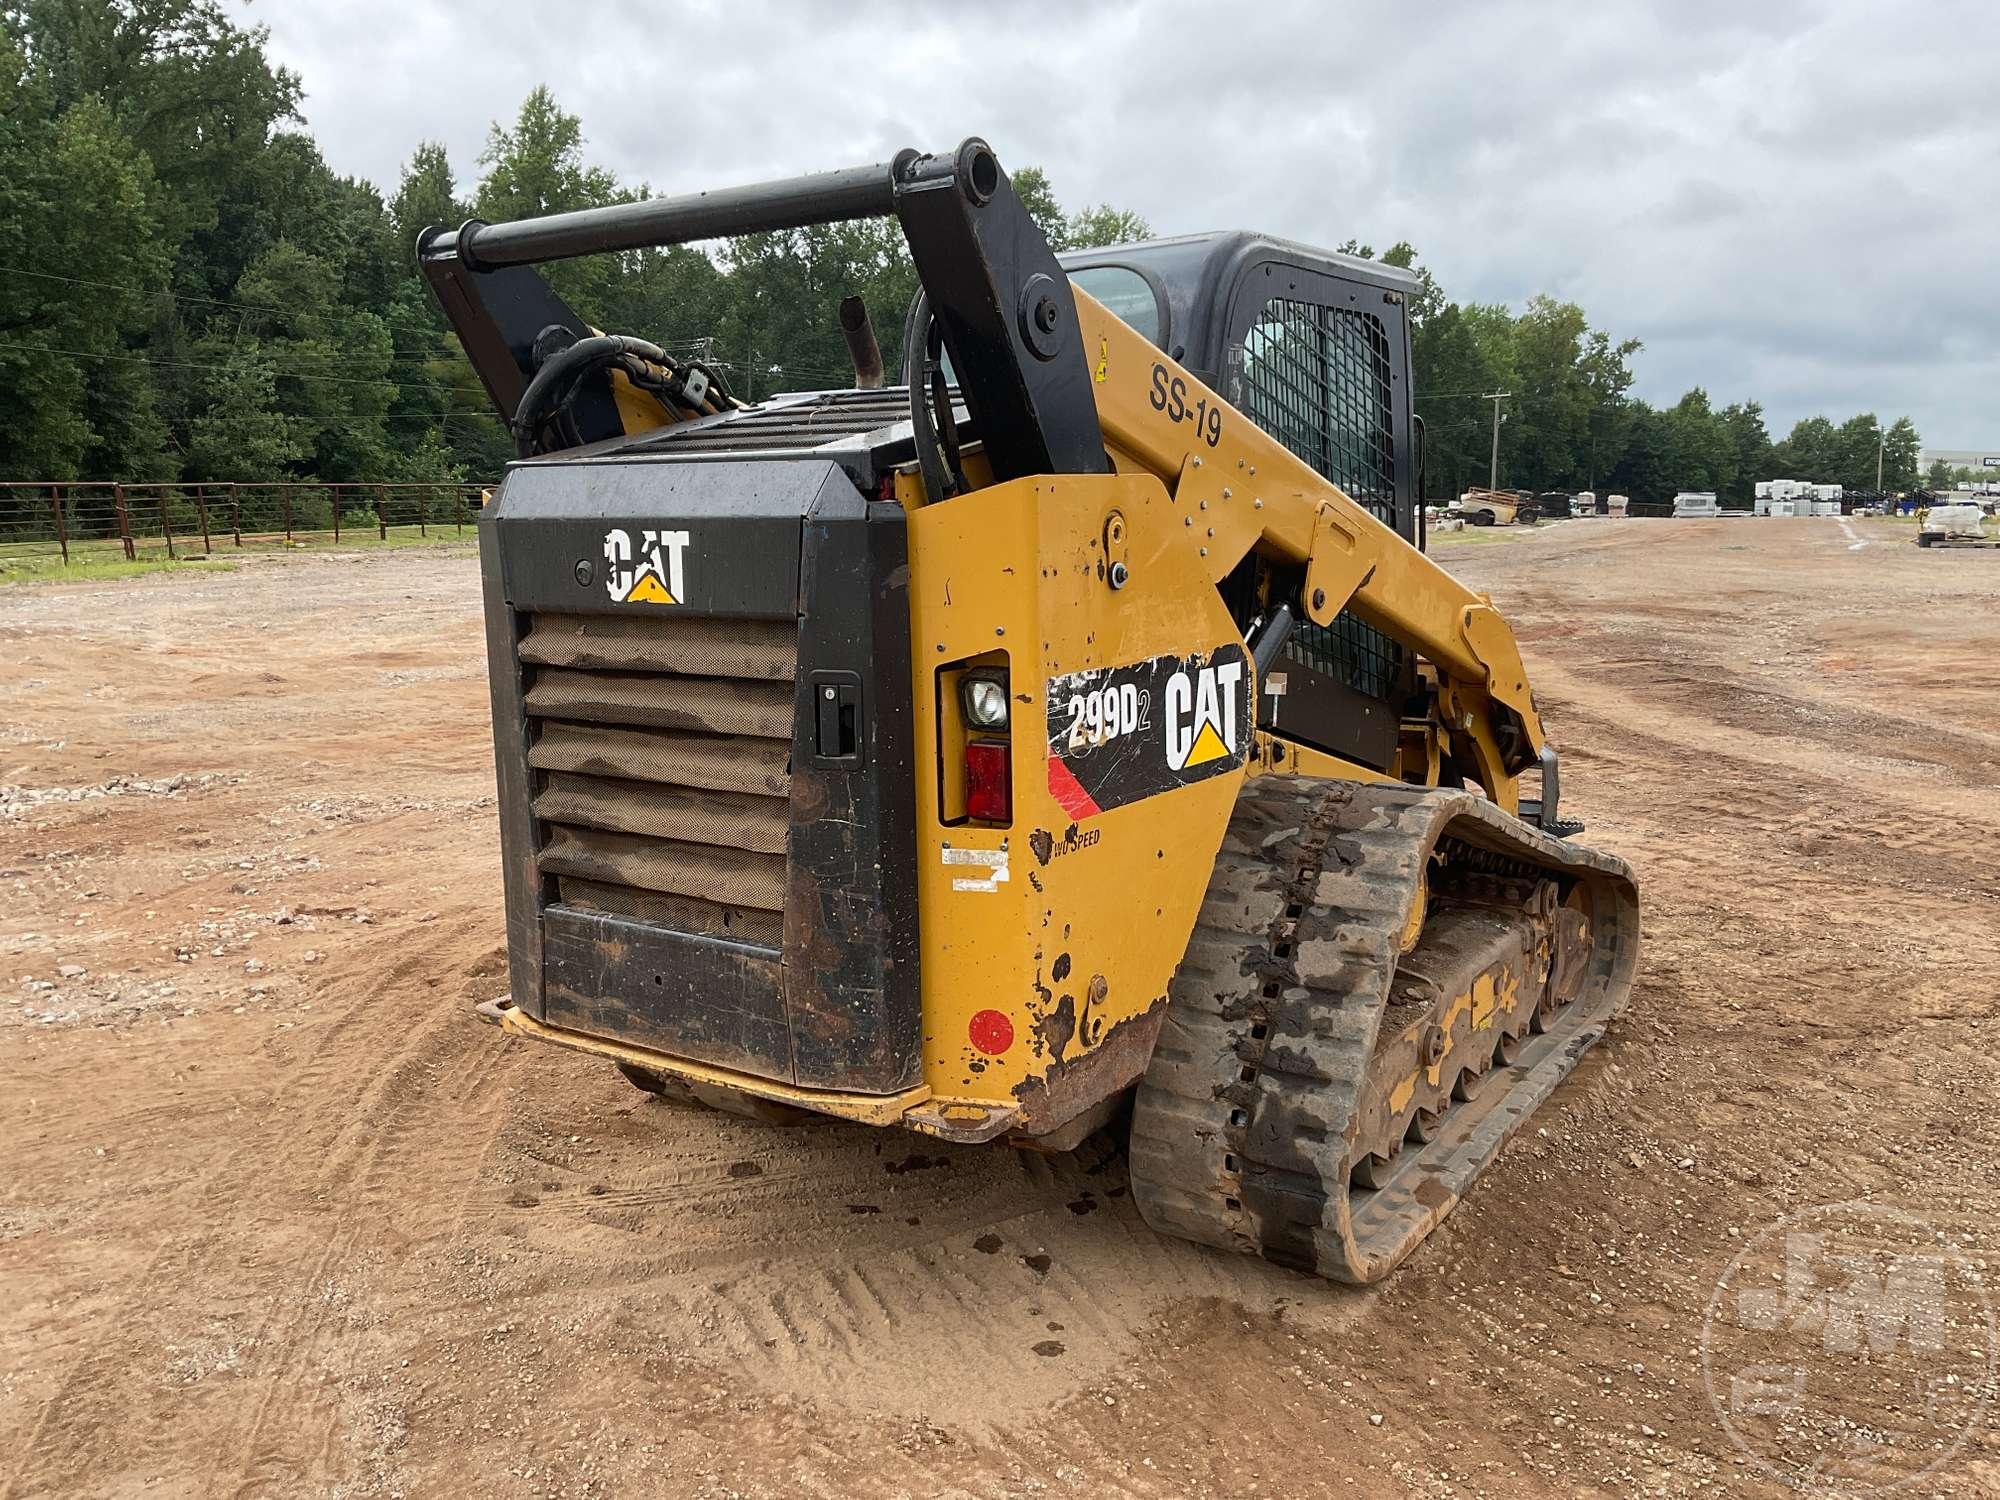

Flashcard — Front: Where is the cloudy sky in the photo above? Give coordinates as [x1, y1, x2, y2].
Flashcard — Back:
[236, 0, 1996, 447]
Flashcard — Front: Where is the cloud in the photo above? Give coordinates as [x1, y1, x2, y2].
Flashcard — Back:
[234, 0, 1999, 443]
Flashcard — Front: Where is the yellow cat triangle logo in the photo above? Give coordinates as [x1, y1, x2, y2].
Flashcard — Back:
[1183, 719, 1230, 767]
[625, 573, 676, 605]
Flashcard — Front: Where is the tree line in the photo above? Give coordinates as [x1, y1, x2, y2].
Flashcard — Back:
[0, 2, 1924, 509]
[1349, 244, 1924, 503]
[0, 3, 1149, 493]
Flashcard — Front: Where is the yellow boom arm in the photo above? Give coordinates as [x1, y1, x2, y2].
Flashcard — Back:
[1072, 289, 1548, 806]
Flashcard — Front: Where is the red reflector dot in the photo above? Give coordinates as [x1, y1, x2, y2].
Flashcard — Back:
[968, 1008, 1015, 1056]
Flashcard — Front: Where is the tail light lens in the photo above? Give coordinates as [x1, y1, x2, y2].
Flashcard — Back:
[964, 740, 1011, 823]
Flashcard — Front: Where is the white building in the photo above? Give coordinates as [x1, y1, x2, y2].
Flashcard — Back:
[1919, 448, 2000, 476]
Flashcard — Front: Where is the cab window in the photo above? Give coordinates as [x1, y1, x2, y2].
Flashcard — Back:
[1069, 265, 1163, 347]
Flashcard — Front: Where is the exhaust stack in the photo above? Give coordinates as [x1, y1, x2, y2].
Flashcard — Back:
[838, 295, 885, 389]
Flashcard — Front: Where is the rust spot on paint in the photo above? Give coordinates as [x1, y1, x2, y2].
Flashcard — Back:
[1035, 992, 1078, 1064]
[1010, 995, 1168, 1132]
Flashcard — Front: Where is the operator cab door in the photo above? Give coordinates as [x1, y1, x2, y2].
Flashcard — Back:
[1220, 259, 1417, 772]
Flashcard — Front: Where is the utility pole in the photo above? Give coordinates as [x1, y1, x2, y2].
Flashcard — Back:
[1876, 428, 1885, 493]
[1486, 392, 1511, 491]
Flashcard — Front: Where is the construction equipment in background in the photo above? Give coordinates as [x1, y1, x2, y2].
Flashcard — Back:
[1917, 502, 1998, 548]
[1452, 487, 1541, 526]
[423, 139, 1640, 1285]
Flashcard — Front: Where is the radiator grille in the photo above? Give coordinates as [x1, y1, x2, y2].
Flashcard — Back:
[520, 612, 795, 950]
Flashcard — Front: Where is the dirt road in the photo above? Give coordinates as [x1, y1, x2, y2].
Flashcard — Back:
[3, 518, 1996, 1498]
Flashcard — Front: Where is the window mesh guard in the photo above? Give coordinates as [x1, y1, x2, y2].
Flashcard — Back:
[1239, 297, 1402, 702]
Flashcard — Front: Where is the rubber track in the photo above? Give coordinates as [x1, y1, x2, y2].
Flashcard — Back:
[1129, 779, 1640, 1284]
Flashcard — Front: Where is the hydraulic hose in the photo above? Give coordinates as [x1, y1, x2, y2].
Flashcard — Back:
[512, 334, 671, 457]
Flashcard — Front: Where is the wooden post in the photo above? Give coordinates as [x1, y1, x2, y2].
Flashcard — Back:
[417, 485, 428, 537]
[158, 488, 176, 559]
[281, 485, 293, 543]
[194, 484, 212, 554]
[376, 485, 388, 540]
[114, 483, 135, 560]
[51, 485, 69, 565]
[231, 483, 243, 547]
[332, 482, 341, 543]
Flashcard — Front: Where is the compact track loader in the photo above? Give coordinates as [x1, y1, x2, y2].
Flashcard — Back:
[424, 140, 1639, 1283]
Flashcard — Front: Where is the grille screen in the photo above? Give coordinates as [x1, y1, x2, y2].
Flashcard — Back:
[520, 612, 795, 949]
[1239, 296, 1402, 701]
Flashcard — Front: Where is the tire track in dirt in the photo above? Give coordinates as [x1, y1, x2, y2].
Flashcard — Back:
[5, 912, 515, 1497]
[11, 536, 2000, 1496]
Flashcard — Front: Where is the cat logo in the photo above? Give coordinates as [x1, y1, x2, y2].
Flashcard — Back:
[1164, 658, 1244, 771]
[603, 527, 688, 606]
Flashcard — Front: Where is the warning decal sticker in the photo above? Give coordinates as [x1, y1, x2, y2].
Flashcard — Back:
[1044, 644, 1252, 818]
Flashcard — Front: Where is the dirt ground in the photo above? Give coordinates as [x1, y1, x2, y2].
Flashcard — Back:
[3, 517, 1996, 1499]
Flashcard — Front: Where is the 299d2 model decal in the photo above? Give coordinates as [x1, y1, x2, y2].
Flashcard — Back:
[1044, 645, 1252, 819]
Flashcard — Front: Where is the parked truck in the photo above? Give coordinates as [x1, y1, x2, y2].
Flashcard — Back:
[1453, 488, 1540, 526]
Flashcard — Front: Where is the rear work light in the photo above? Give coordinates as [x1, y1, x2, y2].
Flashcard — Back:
[964, 740, 1011, 823]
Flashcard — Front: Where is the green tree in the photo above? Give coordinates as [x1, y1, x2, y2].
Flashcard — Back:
[14, 0, 301, 268]
[1881, 416, 1920, 491]
[0, 43, 172, 480]
[1665, 388, 1730, 494]
[392, 141, 465, 247]
[1065, 202, 1150, 249]
[1003, 164, 1149, 250]
[1605, 401, 1673, 503]
[186, 348, 307, 479]
[1925, 457, 1953, 490]
[474, 86, 626, 309]
[1719, 401, 1773, 505]
[1009, 166, 1067, 246]
[475, 86, 620, 221]
[1831, 413, 1881, 492]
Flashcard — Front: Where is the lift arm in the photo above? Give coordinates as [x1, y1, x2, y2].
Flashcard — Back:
[1072, 289, 1549, 779]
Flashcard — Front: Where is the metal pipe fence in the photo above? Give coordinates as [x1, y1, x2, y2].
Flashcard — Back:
[0, 481, 491, 568]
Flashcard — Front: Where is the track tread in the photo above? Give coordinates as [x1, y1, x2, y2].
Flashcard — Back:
[1129, 779, 1639, 1283]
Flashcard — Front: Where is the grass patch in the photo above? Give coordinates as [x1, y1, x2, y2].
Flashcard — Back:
[0, 552, 238, 584]
[281, 525, 478, 552]
[1429, 524, 1541, 546]
[0, 522, 475, 584]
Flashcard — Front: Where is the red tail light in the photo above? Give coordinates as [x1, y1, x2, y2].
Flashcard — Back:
[965, 740, 1011, 823]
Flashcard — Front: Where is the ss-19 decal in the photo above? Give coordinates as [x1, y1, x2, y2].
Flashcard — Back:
[1148, 363, 1223, 447]
[1045, 645, 1252, 819]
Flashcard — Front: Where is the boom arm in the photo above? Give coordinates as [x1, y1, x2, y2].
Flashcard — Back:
[1071, 290, 1550, 800]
